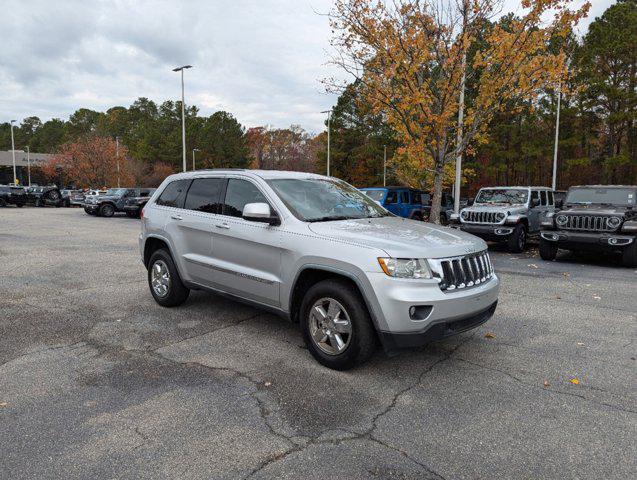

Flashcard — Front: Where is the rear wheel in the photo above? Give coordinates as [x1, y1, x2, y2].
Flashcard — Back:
[99, 203, 115, 217]
[622, 240, 637, 268]
[126, 210, 138, 218]
[300, 279, 377, 370]
[147, 249, 190, 307]
[0, 198, 6, 207]
[507, 224, 527, 253]
[16, 203, 24, 208]
[539, 238, 558, 261]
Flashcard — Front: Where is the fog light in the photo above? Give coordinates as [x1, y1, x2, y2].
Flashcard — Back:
[409, 306, 416, 317]
[409, 305, 433, 320]
[609, 238, 618, 245]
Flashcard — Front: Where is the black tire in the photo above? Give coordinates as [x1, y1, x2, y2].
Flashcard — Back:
[16, 203, 24, 208]
[622, 240, 637, 268]
[35, 198, 43, 207]
[148, 249, 190, 307]
[539, 238, 558, 261]
[300, 279, 377, 370]
[126, 210, 139, 218]
[99, 203, 115, 217]
[0, 198, 6, 207]
[507, 224, 527, 253]
[439, 213, 448, 225]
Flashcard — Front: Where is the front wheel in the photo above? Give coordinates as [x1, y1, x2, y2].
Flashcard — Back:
[300, 279, 377, 370]
[147, 249, 190, 307]
[539, 238, 558, 261]
[99, 203, 115, 217]
[126, 210, 139, 218]
[507, 224, 527, 253]
[622, 240, 637, 268]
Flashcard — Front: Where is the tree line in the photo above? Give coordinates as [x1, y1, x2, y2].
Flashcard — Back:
[1, 1, 634, 210]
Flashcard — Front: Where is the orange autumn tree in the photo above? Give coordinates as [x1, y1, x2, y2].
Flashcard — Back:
[44, 135, 135, 187]
[328, 0, 589, 222]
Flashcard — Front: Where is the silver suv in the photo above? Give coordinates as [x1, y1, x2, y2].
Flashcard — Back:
[451, 186, 555, 252]
[139, 170, 500, 369]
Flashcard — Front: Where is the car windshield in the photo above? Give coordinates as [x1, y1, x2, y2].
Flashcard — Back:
[475, 189, 528, 205]
[566, 187, 636, 206]
[360, 189, 386, 202]
[267, 178, 390, 222]
[105, 188, 127, 196]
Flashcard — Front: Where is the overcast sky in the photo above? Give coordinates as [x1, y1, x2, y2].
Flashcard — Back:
[0, 0, 613, 133]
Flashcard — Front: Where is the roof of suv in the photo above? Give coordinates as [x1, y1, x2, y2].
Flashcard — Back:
[569, 185, 637, 189]
[172, 169, 329, 181]
[479, 186, 552, 190]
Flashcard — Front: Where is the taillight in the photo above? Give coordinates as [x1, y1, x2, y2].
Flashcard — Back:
[140, 207, 145, 219]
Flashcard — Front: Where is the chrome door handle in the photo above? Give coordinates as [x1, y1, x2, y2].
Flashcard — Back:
[215, 223, 230, 229]
[171, 215, 182, 220]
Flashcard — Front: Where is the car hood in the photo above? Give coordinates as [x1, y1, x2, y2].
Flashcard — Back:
[462, 204, 527, 215]
[307, 217, 487, 258]
[560, 205, 631, 216]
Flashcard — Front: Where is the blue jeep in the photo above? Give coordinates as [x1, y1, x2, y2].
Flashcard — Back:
[359, 187, 456, 223]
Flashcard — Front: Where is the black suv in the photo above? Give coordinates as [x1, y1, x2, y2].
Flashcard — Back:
[539, 185, 637, 267]
[0, 185, 27, 207]
[84, 188, 151, 217]
[25, 186, 65, 207]
[122, 188, 156, 218]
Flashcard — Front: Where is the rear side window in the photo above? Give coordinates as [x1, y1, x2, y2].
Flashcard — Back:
[540, 190, 547, 206]
[531, 191, 540, 205]
[399, 191, 409, 204]
[155, 179, 191, 208]
[547, 191, 554, 205]
[386, 191, 398, 204]
[222, 179, 268, 218]
[184, 178, 224, 214]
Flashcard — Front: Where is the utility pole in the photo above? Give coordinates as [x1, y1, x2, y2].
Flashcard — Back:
[173, 65, 192, 173]
[383, 145, 387, 187]
[26, 145, 31, 187]
[115, 136, 120, 188]
[321, 109, 332, 176]
[454, 1, 468, 214]
[192, 148, 200, 171]
[10, 120, 17, 184]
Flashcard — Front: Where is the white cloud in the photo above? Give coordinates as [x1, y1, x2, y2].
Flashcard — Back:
[0, 0, 614, 133]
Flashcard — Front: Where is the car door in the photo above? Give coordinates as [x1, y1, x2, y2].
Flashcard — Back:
[171, 177, 225, 287]
[209, 177, 283, 307]
[528, 190, 542, 232]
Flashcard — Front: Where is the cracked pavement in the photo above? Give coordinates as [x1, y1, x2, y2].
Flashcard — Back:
[1, 208, 635, 479]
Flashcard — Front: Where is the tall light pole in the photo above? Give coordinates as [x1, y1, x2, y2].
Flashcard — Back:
[115, 136, 120, 188]
[552, 59, 569, 191]
[25, 145, 31, 187]
[454, 0, 468, 215]
[192, 148, 200, 171]
[321, 109, 332, 176]
[10, 120, 17, 184]
[173, 65, 192, 173]
[383, 145, 387, 187]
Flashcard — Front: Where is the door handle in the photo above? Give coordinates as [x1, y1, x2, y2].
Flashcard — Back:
[215, 223, 230, 229]
[171, 215, 182, 221]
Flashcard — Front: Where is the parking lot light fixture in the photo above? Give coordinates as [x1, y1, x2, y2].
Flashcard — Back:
[173, 65, 193, 173]
[10, 120, 17, 184]
[321, 109, 332, 176]
[25, 145, 31, 187]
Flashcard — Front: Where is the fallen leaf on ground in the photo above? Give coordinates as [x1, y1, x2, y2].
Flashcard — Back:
[484, 332, 496, 339]
[0, 402, 7, 407]
[562, 272, 570, 277]
[555, 295, 562, 299]
[543, 380, 550, 387]
[264, 381, 272, 387]
[570, 378, 580, 385]
[576, 342, 585, 346]
[527, 264, 538, 268]
[592, 295, 601, 300]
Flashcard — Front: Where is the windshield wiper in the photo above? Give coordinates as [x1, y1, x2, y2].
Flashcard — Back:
[305, 215, 357, 223]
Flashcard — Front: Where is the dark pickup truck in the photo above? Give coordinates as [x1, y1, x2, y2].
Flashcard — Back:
[122, 188, 156, 218]
[540, 185, 637, 267]
[0, 185, 27, 207]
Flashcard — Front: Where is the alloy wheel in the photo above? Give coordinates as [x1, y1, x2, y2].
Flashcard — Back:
[308, 297, 352, 355]
[151, 260, 171, 298]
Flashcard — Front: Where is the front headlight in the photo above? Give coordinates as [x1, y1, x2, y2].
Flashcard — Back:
[607, 216, 621, 229]
[378, 258, 432, 279]
[461, 210, 469, 220]
[556, 214, 567, 226]
[496, 212, 506, 221]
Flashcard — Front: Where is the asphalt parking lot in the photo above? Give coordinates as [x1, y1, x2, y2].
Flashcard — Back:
[1, 207, 635, 480]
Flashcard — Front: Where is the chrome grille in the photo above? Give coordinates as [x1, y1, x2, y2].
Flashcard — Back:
[428, 250, 494, 292]
[561, 215, 616, 232]
[464, 211, 498, 224]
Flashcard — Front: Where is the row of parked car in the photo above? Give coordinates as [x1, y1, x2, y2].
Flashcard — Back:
[82, 188, 156, 218]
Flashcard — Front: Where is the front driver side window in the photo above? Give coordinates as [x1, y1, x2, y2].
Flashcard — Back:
[223, 179, 269, 218]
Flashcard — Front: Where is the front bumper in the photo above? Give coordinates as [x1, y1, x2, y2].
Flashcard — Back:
[368, 270, 499, 352]
[456, 223, 513, 241]
[379, 301, 497, 351]
[84, 203, 99, 213]
[540, 230, 634, 250]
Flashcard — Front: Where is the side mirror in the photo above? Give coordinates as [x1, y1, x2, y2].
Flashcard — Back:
[531, 198, 540, 208]
[242, 202, 279, 225]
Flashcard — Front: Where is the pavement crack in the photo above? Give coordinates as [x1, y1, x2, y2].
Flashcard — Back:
[454, 357, 637, 414]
